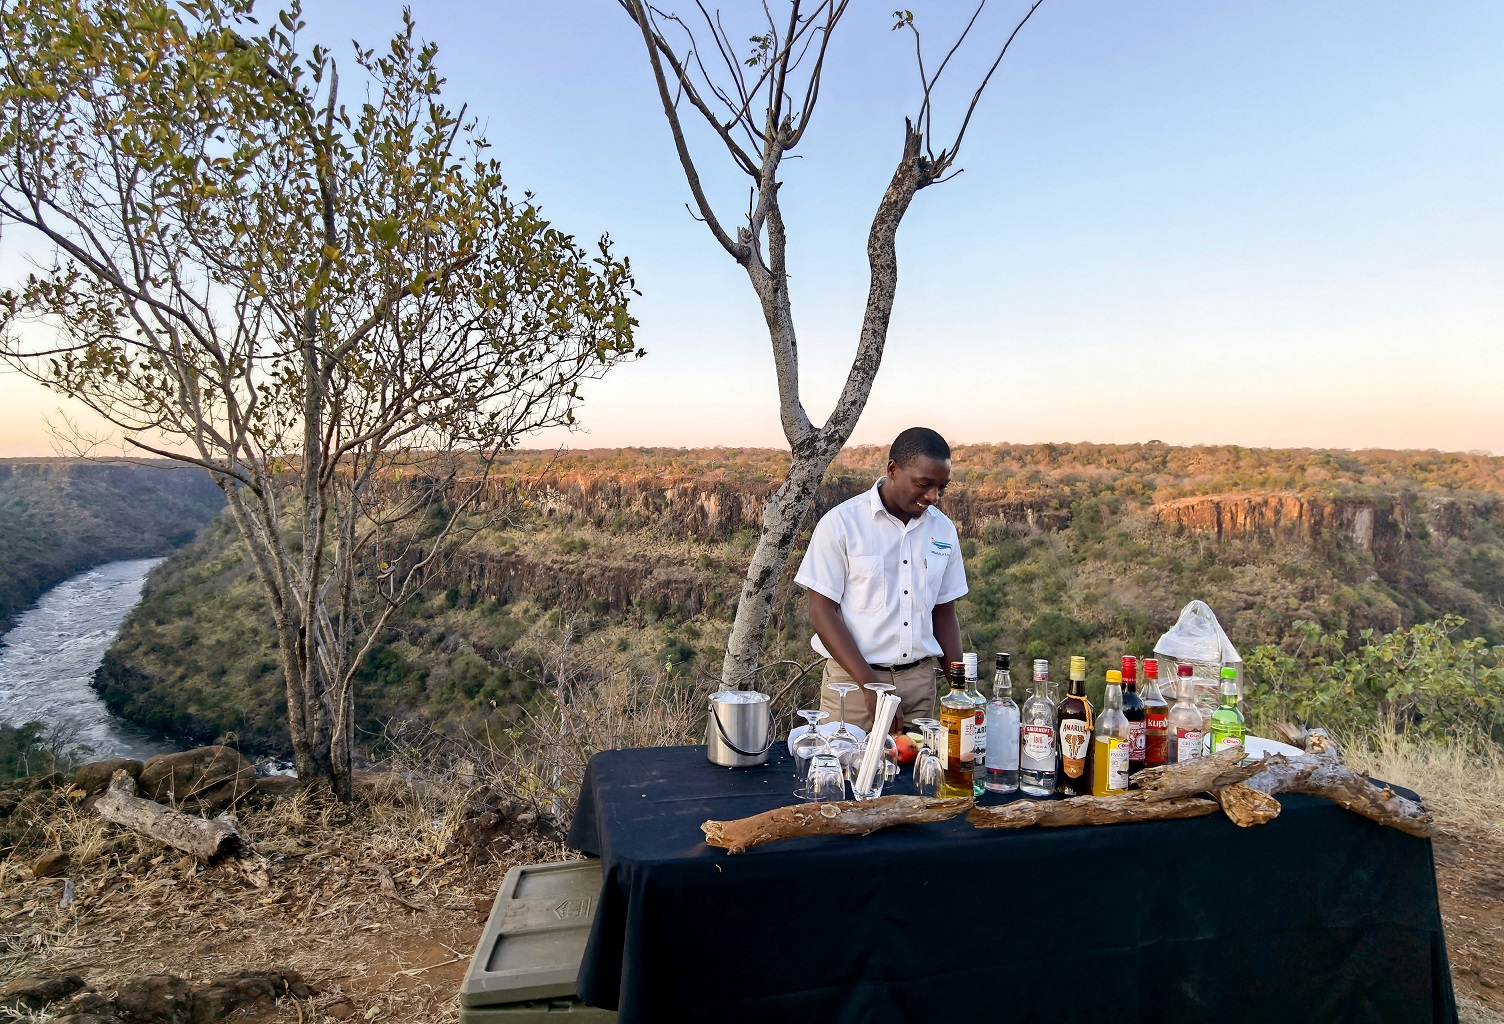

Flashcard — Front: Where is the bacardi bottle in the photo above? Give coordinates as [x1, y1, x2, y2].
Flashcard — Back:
[963, 653, 987, 797]
[1019, 659, 1057, 798]
[1091, 670, 1131, 796]
[939, 662, 976, 797]
[1121, 655, 1147, 777]
[1056, 656, 1094, 797]
[985, 653, 1020, 793]
[1166, 664, 1202, 765]
[1207, 667, 1247, 755]
[1141, 658, 1170, 771]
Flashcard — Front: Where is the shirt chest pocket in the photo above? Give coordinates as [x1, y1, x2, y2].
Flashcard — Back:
[846, 554, 887, 612]
[923, 549, 950, 600]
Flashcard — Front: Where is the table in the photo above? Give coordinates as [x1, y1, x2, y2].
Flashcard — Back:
[567, 745, 1457, 1024]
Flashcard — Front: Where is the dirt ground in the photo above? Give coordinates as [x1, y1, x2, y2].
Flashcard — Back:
[1, 785, 1500, 1022]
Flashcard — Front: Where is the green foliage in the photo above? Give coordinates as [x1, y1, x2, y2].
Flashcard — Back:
[1245, 616, 1504, 741]
[0, 721, 93, 781]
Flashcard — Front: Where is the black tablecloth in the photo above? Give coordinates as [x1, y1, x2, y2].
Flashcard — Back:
[567, 745, 1457, 1024]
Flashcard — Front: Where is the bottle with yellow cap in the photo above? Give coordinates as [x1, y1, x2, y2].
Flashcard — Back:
[1055, 656, 1094, 797]
[1091, 670, 1132, 796]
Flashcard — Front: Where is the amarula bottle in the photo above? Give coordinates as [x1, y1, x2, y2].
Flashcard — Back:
[1166, 664, 1203, 764]
[1141, 658, 1170, 770]
[985, 653, 1021, 793]
[939, 661, 976, 797]
[1092, 670, 1131, 796]
[1207, 666, 1247, 755]
[1019, 659, 1057, 798]
[963, 653, 987, 796]
[1056, 656, 1094, 797]
[1121, 655, 1147, 776]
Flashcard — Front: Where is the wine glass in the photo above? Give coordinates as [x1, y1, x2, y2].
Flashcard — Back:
[863, 681, 901, 781]
[805, 752, 846, 803]
[825, 681, 860, 767]
[791, 709, 830, 797]
[912, 717, 943, 798]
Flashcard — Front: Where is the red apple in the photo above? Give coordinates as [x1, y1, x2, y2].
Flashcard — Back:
[892, 732, 918, 766]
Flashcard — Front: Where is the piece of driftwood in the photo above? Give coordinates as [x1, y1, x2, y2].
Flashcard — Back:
[1130, 746, 1265, 800]
[1232, 729, 1436, 837]
[94, 769, 242, 860]
[1216, 782, 1282, 826]
[968, 792, 1219, 829]
[702, 795, 972, 854]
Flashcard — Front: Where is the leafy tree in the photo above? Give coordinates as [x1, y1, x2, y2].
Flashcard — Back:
[0, 0, 640, 797]
[619, 0, 1047, 687]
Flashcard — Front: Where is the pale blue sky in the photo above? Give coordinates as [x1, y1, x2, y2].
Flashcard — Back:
[2, 1, 1500, 455]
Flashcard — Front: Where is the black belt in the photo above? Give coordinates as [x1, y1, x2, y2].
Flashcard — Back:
[868, 656, 935, 673]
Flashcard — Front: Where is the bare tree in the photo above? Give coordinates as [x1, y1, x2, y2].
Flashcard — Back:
[618, 0, 1045, 688]
[0, 0, 640, 797]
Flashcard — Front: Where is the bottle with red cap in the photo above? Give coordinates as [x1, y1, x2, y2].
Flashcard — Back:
[1121, 655, 1147, 776]
[1166, 664, 1203, 764]
[1141, 658, 1170, 770]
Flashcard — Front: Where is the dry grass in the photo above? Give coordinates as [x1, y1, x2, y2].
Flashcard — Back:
[1341, 730, 1504, 841]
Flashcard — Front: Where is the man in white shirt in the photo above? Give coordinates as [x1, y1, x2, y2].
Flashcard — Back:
[794, 427, 967, 734]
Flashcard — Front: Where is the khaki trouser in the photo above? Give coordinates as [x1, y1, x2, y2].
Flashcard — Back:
[819, 656, 939, 734]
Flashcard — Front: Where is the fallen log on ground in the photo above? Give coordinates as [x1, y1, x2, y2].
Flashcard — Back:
[702, 795, 972, 854]
[968, 792, 1219, 829]
[94, 769, 242, 860]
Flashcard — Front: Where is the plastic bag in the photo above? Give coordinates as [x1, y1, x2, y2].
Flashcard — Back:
[1153, 600, 1242, 722]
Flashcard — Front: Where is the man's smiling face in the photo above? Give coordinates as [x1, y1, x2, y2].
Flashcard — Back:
[884, 454, 951, 520]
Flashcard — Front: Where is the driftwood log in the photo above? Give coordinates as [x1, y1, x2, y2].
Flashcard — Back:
[94, 769, 243, 860]
[1228, 730, 1436, 837]
[967, 792, 1219, 829]
[702, 795, 971, 854]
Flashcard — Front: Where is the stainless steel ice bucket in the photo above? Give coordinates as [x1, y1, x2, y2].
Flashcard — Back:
[705, 689, 775, 767]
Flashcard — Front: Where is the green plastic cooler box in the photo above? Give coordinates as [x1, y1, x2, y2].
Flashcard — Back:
[458, 859, 616, 1023]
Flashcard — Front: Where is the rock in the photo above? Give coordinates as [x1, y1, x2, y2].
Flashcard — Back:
[138, 747, 255, 813]
[32, 850, 72, 879]
[1, 973, 86, 1009]
[61, 990, 116, 1014]
[54, 1015, 120, 1024]
[112, 973, 194, 1023]
[326, 1000, 358, 1020]
[73, 758, 145, 796]
[253, 775, 303, 800]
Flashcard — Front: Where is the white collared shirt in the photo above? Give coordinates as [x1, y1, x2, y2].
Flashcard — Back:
[794, 478, 968, 667]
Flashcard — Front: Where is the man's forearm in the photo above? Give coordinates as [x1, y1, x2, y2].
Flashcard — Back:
[933, 601, 962, 672]
[807, 593, 879, 719]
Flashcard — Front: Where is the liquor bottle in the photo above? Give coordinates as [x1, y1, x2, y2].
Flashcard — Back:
[984, 653, 1020, 794]
[1141, 658, 1170, 770]
[1121, 655, 1147, 777]
[938, 661, 976, 797]
[1055, 656, 1094, 797]
[1019, 659, 1057, 798]
[1207, 667, 1247, 755]
[1166, 664, 1202, 764]
[1091, 670, 1131, 796]
[963, 653, 987, 796]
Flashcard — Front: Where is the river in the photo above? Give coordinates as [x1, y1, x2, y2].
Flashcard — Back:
[0, 558, 176, 761]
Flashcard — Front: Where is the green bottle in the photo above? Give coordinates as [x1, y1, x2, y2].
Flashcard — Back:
[1207, 667, 1246, 755]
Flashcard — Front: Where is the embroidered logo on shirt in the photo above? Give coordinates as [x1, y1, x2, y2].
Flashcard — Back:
[930, 538, 952, 552]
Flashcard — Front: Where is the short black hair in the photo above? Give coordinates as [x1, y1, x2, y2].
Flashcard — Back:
[889, 427, 951, 468]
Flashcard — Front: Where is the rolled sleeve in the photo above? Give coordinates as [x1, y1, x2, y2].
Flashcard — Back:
[794, 516, 846, 603]
[935, 539, 968, 604]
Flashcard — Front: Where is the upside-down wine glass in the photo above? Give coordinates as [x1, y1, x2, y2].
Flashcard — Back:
[911, 717, 943, 797]
[825, 681, 860, 768]
[805, 752, 846, 803]
[791, 709, 830, 798]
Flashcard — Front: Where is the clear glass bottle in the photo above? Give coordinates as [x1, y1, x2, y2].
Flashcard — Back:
[1207, 667, 1247, 755]
[939, 662, 976, 797]
[1166, 664, 1203, 764]
[985, 653, 1020, 793]
[1056, 656, 1094, 797]
[963, 652, 987, 796]
[1019, 659, 1057, 798]
[1121, 655, 1146, 777]
[1091, 669, 1131, 796]
[1141, 657, 1170, 770]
